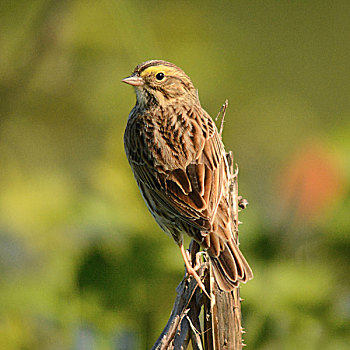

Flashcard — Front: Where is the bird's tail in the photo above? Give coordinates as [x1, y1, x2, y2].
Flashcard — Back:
[209, 239, 253, 292]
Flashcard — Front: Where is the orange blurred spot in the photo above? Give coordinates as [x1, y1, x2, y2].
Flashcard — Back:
[279, 141, 344, 220]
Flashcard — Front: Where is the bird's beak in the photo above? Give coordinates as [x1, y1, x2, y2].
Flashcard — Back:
[121, 75, 144, 87]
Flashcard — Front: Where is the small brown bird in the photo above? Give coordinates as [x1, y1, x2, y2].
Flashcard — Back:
[123, 60, 253, 292]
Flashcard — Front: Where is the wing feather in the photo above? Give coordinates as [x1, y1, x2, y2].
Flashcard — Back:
[125, 105, 227, 235]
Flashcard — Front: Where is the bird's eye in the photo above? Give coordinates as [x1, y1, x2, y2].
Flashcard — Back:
[156, 72, 165, 81]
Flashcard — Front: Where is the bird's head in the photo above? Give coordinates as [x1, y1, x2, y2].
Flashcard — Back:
[122, 60, 198, 108]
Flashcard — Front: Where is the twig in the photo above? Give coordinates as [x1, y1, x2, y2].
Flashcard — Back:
[215, 99, 229, 136]
[151, 243, 206, 350]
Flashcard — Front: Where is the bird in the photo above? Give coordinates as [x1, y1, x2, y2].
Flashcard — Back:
[122, 60, 253, 293]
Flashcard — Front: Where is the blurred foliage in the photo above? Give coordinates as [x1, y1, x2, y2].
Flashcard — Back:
[0, 1, 349, 349]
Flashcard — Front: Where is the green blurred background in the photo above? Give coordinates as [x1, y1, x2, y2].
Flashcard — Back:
[1, 1, 349, 349]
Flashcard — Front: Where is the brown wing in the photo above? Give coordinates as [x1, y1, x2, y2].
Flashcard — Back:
[125, 104, 229, 235]
[163, 132, 227, 233]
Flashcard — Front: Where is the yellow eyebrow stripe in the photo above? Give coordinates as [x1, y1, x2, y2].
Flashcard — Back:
[140, 65, 173, 77]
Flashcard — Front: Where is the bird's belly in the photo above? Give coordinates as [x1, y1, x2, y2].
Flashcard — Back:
[138, 183, 182, 240]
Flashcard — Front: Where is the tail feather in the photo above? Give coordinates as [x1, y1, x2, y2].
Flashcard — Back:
[209, 239, 253, 292]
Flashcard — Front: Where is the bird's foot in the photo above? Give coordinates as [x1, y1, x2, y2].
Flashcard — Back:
[180, 243, 211, 299]
[193, 251, 207, 272]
